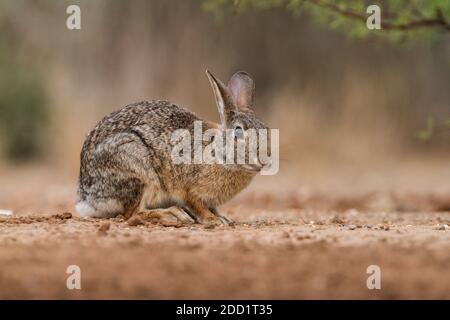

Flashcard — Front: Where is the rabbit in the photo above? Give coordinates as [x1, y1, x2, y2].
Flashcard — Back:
[75, 70, 268, 225]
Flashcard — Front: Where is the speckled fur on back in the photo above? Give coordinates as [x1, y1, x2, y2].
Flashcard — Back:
[76, 71, 267, 224]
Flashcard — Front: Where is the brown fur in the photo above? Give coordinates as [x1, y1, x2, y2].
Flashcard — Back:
[76, 71, 267, 225]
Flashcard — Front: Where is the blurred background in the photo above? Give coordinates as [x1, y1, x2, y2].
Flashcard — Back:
[0, 0, 449, 213]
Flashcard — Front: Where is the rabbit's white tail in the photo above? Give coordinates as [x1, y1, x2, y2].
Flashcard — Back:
[75, 199, 123, 218]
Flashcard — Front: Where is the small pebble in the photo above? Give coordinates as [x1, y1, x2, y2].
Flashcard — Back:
[98, 222, 111, 234]
[127, 216, 145, 226]
[282, 231, 291, 239]
[375, 224, 390, 231]
[434, 224, 450, 231]
[0, 209, 13, 216]
[59, 212, 73, 219]
[330, 216, 345, 224]
[296, 234, 312, 241]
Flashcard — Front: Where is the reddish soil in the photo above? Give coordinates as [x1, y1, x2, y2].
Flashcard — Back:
[0, 168, 449, 299]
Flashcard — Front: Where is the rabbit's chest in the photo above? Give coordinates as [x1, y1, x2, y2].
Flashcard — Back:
[202, 169, 255, 205]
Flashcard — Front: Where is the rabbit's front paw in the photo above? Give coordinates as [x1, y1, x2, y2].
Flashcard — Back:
[218, 215, 233, 225]
[184, 197, 231, 226]
[209, 207, 233, 225]
[199, 215, 225, 226]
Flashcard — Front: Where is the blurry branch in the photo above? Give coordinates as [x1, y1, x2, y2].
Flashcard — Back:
[306, 0, 450, 32]
[204, 0, 450, 40]
[0, 46, 48, 162]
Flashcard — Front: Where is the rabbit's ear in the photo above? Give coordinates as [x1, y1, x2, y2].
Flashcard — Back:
[228, 71, 255, 111]
[206, 70, 235, 127]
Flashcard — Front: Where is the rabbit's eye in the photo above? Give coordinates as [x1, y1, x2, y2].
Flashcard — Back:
[235, 126, 244, 139]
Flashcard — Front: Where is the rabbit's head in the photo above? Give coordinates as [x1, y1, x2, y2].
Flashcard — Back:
[206, 70, 270, 172]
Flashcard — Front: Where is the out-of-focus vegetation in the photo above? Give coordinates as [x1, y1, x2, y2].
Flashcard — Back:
[204, 0, 450, 42]
[417, 116, 450, 141]
[0, 0, 448, 171]
[0, 45, 48, 162]
[206, 0, 450, 143]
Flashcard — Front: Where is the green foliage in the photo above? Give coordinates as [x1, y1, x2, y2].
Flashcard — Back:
[203, 0, 450, 42]
[416, 117, 434, 141]
[416, 116, 450, 141]
[0, 46, 48, 162]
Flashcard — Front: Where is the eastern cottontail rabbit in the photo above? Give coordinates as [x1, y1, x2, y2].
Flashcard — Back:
[76, 70, 268, 225]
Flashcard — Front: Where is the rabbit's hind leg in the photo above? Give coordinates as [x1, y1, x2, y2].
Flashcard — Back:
[76, 177, 145, 219]
[77, 133, 151, 219]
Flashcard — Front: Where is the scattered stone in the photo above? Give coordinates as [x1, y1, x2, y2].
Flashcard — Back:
[296, 233, 312, 240]
[98, 222, 111, 235]
[330, 216, 345, 224]
[347, 225, 357, 230]
[282, 231, 291, 239]
[127, 216, 145, 226]
[61, 212, 72, 219]
[375, 224, 390, 231]
[0, 209, 13, 216]
[59, 212, 73, 219]
[434, 224, 450, 231]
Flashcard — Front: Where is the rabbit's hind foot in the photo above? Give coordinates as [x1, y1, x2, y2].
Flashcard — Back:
[136, 206, 195, 226]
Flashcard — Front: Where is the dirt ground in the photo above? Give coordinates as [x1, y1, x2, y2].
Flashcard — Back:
[0, 166, 449, 299]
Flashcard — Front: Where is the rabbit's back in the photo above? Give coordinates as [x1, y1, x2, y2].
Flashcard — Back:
[81, 100, 199, 158]
[77, 100, 201, 216]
